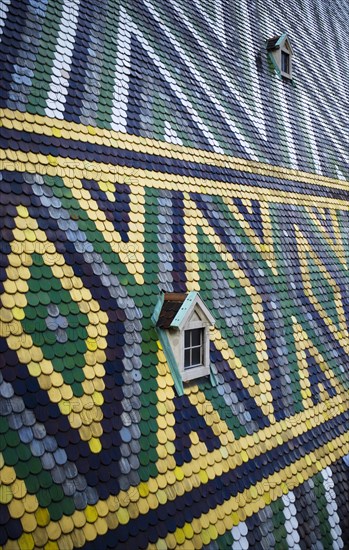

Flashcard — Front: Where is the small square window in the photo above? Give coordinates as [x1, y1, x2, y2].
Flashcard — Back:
[184, 328, 204, 369]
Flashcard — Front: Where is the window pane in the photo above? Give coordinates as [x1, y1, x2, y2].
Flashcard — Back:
[191, 328, 202, 346]
[281, 51, 289, 73]
[184, 328, 204, 369]
[191, 346, 201, 366]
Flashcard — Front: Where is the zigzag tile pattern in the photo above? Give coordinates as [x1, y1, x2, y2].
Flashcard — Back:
[1, 0, 349, 549]
[1, 0, 349, 175]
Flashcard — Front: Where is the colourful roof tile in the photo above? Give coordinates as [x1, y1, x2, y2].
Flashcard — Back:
[1, 0, 349, 548]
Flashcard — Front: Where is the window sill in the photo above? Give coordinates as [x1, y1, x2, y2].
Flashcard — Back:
[181, 365, 210, 382]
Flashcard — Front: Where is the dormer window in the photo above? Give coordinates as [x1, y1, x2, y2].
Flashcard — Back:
[184, 328, 204, 369]
[266, 33, 293, 80]
[153, 292, 215, 384]
[281, 50, 290, 74]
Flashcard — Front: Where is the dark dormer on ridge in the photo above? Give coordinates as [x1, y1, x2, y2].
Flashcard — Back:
[266, 32, 294, 80]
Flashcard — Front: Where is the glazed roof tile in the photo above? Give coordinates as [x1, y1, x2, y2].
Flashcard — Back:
[1, 0, 349, 548]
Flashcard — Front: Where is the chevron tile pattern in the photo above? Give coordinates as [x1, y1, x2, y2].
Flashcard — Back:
[1, 0, 349, 549]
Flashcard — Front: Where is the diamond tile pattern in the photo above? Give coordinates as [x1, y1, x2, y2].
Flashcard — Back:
[1, 0, 349, 549]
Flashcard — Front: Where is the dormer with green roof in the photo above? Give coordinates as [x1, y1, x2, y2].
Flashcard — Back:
[267, 32, 294, 79]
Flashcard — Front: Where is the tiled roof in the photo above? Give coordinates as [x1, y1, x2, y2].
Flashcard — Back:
[157, 293, 187, 329]
[1, 0, 349, 549]
[266, 36, 280, 50]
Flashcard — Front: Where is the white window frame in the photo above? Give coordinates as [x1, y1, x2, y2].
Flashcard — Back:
[280, 42, 292, 79]
[180, 319, 210, 382]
